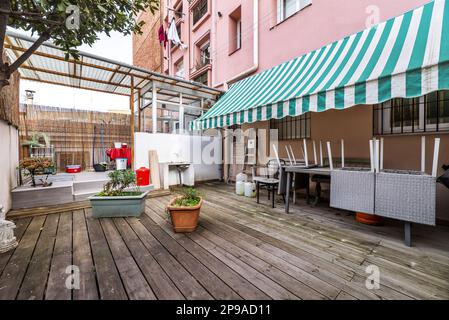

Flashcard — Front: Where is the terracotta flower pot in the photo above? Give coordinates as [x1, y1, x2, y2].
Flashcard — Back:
[167, 197, 203, 233]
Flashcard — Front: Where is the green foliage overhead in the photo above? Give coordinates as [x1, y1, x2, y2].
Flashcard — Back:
[7, 0, 159, 59]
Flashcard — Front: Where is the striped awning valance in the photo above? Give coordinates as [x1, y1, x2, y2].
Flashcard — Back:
[192, 0, 449, 130]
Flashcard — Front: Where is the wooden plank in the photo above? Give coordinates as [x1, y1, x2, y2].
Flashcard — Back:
[17, 214, 59, 300]
[72, 210, 98, 300]
[84, 209, 127, 300]
[126, 218, 212, 300]
[45, 212, 73, 300]
[0, 218, 32, 277]
[138, 213, 243, 300]
[149, 150, 161, 190]
[113, 218, 185, 300]
[335, 291, 358, 300]
[7, 201, 90, 220]
[187, 230, 298, 300]
[100, 218, 156, 300]
[144, 205, 270, 300]
[0, 216, 46, 299]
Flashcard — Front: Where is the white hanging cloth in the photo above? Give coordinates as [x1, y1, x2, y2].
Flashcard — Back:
[167, 19, 188, 50]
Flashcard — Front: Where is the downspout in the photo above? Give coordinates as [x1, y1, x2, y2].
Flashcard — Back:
[213, 0, 259, 89]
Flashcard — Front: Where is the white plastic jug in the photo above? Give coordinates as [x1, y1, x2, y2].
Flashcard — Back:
[236, 173, 248, 183]
[236, 181, 245, 196]
[244, 182, 256, 198]
[116, 158, 127, 170]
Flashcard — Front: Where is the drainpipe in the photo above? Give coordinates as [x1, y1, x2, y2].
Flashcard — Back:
[213, 0, 259, 89]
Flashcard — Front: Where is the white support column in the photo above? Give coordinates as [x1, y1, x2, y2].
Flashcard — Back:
[319, 140, 324, 167]
[370, 140, 375, 172]
[152, 82, 158, 134]
[432, 138, 441, 178]
[313, 141, 318, 165]
[179, 93, 184, 134]
[327, 142, 333, 171]
[303, 139, 309, 167]
[341, 139, 345, 168]
[374, 139, 380, 173]
[421, 136, 426, 173]
[380, 137, 384, 171]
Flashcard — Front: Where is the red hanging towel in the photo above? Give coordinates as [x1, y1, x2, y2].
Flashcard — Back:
[158, 25, 168, 48]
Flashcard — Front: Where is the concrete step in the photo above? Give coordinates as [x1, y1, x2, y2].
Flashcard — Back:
[73, 179, 108, 194]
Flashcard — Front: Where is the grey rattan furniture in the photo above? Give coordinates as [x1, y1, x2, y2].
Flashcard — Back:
[330, 168, 375, 214]
[375, 170, 436, 226]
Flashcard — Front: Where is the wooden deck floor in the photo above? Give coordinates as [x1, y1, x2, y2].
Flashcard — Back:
[1, 182, 448, 300]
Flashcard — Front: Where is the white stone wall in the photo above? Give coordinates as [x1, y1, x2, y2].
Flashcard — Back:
[0, 120, 19, 218]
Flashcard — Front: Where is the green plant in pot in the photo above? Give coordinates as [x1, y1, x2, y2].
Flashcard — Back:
[167, 187, 203, 233]
[89, 170, 150, 218]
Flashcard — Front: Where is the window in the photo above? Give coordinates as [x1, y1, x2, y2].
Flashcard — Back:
[277, 0, 311, 23]
[176, 23, 182, 41]
[174, 2, 183, 19]
[270, 114, 311, 140]
[229, 6, 242, 54]
[193, 72, 208, 86]
[200, 42, 210, 66]
[236, 19, 242, 50]
[373, 91, 449, 135]
[175, 59, 184, 79]
[192, 0, 208, 25]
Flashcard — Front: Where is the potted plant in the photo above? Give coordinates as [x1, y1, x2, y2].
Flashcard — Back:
[167, 187, 203, 233]
[19, 157, 55, 187]
[89, 170, 149, 218]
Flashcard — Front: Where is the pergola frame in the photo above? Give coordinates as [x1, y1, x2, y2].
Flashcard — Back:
[4, 30, 223, 166]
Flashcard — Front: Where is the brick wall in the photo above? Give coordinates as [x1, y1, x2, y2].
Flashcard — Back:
[133, 2, 165, 72]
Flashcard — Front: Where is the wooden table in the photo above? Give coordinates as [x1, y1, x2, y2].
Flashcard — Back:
[283, 166, 331, 214]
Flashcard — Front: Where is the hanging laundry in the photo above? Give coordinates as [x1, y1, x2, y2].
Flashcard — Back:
[167, 19, 188, 50]
[158, 25, 168, 48]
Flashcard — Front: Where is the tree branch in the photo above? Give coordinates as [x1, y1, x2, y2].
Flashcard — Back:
[0, 0, 10, 66]
[9, 31, 51, 75]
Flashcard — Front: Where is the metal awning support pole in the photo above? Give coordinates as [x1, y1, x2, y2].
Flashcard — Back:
[137, 89, 141, 132]
[179, 93, 184, 134]
[341, 139, 345, 168]
[152, 82, 158, 134]
[130, 76, 135, 170]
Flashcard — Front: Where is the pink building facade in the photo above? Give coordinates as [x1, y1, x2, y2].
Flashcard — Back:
[137, 0, 449, 223]
[160, 0, 429, 89]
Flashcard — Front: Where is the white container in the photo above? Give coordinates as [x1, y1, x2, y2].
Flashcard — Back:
[236, 181, 245, 196]
[236, 173, 248, 183]
[114, 142, 122, 148]
[244, 182, 256, 198]
[116, 158, 127, 170]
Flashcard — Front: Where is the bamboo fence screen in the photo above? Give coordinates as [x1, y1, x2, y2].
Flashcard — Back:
[19, 104, 131, 171]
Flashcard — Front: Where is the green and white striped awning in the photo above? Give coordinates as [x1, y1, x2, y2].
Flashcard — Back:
[192, 0, 449, 130]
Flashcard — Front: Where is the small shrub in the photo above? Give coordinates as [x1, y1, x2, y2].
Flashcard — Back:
[173, 187, 202, 207]
[19, 157, 55, 187]
[99, 170, 141, 197]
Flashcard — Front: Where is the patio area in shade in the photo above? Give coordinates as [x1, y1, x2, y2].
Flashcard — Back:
[1, 182, 448, 300]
